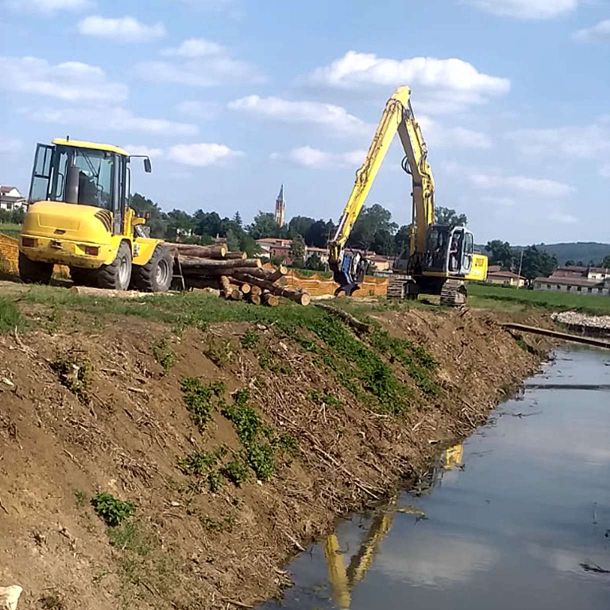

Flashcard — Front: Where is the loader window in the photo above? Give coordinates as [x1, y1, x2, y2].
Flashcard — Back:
[29, 143, 54, 203]
[52, 148, 115, 210]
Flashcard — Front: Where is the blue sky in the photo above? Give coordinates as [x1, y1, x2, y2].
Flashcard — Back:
[1, 0, 609, 244]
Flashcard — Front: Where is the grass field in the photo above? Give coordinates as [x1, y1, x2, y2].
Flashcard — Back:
[468, 283, 610, 315]
[0, 223, 21, 237]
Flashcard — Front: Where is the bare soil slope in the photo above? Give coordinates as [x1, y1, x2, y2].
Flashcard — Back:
[0, 295, 549, 609]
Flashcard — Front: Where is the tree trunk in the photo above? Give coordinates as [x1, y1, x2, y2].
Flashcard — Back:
[225, 251, 247, 260]
[165, 243, 227, 259]
[262, 292, 280, 307]
[248, 293, 262, 306]
[235, 273, 310, 305]
[179, 258, 262, 272]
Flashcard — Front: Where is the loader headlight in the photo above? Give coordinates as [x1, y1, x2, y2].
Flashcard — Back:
[84, 245, 99, 256]
[21, 237, 36, 247]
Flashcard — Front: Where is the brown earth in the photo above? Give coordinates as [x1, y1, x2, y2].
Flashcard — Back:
[0, 299, 551, 609]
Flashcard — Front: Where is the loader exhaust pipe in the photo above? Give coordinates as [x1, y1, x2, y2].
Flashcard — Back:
[65, 164, 80, 204]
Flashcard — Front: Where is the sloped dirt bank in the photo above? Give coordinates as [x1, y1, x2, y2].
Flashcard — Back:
[0, 297, 550, 609]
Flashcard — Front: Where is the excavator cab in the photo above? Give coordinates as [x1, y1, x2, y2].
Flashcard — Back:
[423, 224, 474, 276]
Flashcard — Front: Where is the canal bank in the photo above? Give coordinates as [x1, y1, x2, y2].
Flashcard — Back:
[261, 347, 610, 610]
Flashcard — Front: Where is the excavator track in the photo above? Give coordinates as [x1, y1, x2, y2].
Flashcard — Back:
[440, 280, 467, 307]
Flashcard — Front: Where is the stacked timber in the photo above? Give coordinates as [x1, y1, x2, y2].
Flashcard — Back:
[164, 242, 310, 306]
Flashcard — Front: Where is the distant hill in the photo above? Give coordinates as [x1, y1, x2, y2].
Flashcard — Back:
[535, 242, 610, 266]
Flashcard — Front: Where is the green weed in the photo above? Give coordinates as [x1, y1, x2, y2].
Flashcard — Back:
[177, 450, 223, 476]
[240, 329, 259, 349]
[0, 297, 22, 334]
[51, 353, 92, 400]
[74, 489, 87, 508]
[207, 470, 225, 493]
[307, 389, 341, 408]
[152, 338, 176, 373]
[222, 458, 250, 486]
[107, 521, 152, 555]
[200, 513, 236, 532]
[180, 378, 225, 431]
[91, 492, 135, 527]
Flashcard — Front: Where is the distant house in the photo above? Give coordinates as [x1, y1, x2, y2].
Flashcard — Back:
[534, 265, 610, 296]
[487, 268, 526, 288]
[0, 186, 26, 211]
[255, 238, 293, 262]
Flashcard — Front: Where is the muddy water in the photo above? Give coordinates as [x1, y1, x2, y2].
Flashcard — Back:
[261, 348, 610, 610]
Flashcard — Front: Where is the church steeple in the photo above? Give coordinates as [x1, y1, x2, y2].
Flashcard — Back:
[274, 184, 286, 227]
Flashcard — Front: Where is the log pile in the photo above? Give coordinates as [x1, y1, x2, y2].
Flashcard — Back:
[165, 242, 310, 306]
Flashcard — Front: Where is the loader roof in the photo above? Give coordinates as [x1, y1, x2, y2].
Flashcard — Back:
[52, 138, 129, 157]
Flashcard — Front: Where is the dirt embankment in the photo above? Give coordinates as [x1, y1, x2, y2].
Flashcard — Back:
[0, 302, 550, 609]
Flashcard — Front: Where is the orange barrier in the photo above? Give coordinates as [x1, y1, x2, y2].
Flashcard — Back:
[0, 234, 70, 278]
[284, 270, 389, 297]
[0, 234, 19, 275]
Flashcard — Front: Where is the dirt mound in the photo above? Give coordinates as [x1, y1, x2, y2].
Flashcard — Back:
[0, 297, 549, 609]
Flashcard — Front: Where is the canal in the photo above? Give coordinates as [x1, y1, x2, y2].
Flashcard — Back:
[260, 347, 610, 610]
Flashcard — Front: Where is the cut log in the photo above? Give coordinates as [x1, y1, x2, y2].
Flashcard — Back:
[314, 303, 370, 334]
[179, 257, 262, 272]
[69, 286, 155, 298]
[238, 282, 251, 295]
[248, 293, 262, 306]
[225, 251, 248, 260]
[232, 266, 286, 283]
[250, 285, 262, 297]
[262, 292, 279, 307]
[165, 243, 227, 259]
[235, 273, 310, 306]
[219, 276, 243, 301]
[268, 265, 288, 281]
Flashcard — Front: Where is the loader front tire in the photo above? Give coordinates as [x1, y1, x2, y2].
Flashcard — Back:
[132, 246, 173, 293]
[96, 242, 132, 290]
[18, 252, 53, 285]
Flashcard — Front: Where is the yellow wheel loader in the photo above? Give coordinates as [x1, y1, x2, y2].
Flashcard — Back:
[19, 138, 173, 292]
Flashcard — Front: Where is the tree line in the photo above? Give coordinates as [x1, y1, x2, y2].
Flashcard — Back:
[485, 240, 610, 280]
[131, 193, 470, 259]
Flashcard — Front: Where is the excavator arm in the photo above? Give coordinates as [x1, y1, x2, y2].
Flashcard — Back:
[328, 86, 435, 295]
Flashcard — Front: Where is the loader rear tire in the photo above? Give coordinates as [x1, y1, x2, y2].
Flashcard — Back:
[96, 242, 132, 290]
[70, 267, 97, 287]
[132, 246, 173, 293]
[18, 252, 53, 285]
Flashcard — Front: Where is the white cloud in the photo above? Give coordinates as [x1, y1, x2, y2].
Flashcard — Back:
[0, 136, 23, 155]
[550, 212, 579, 224]
[0, 56, 127, 103]
[124, 145, 164, 158]
[228, 95, 368, 135]
[168, 143, 242, 167]
[304, 51, 509, 113]
[507, 123, 610, 159]
[78, 16, 166, 42]
[277, 146, 367, 169]
[464, 0, 580, 19]
[175, 100, 220, 119]
[3, 0, 91, 15]
[419, 115, 492, 149]
[161, 37, 224, 57]
[600, 164, 610, 178]
[468, 172, 575, 198]
[25, 106, 198, 136]
[574, 20, 610, 43]
[136, 38, 263, 86]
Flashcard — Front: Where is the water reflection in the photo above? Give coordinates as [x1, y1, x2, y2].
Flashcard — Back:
[322, 444, 466, 609]
[261, 348, 610, 610]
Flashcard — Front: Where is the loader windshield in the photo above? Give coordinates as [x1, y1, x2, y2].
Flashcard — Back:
[51, 147, 115, 210]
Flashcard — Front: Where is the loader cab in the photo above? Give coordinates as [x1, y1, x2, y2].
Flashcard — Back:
[28, 139, 151, 235]
[424, 224, 474, 276]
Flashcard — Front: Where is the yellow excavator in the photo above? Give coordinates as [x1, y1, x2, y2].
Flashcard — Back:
[329, 86, 488, 306]
[19, 138, 173, 291]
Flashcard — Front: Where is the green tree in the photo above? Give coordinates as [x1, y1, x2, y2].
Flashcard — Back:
[247, 211, 281, 239]
[348, 204, 397, 250]
[435, 206, 468, 228]
[289, 234, 306, 267]
[288, 216, 315, 240]
[520, 246, 557, 280]
[305, 219, 335, 248]
[602, 255, 610, 268]
[304, 253, 325, 271]
[233, 211, 243, 228]
[485, 240, 514, 269]
[130, 192, 168, 238]
[394, 225, 411, 257]
[194, 210, 223, 238]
